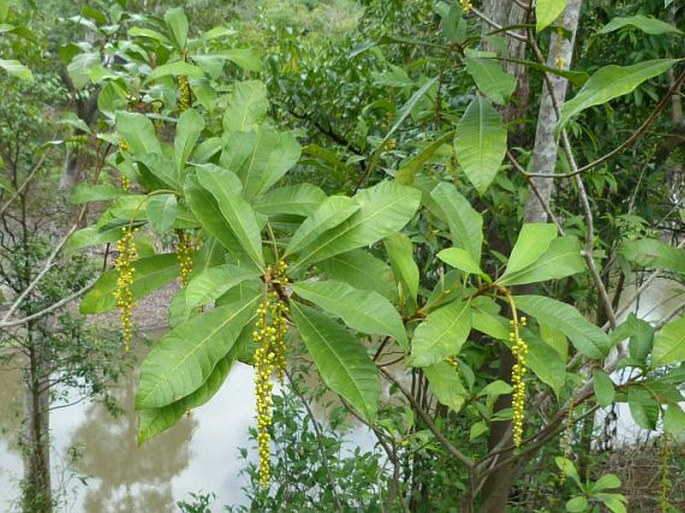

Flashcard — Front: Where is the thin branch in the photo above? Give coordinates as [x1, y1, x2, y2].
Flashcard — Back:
[378, 366, 474, 468]
[472, 8, 527, 42]
[0, 224, 78, 325]
[0, 154, 47, 216]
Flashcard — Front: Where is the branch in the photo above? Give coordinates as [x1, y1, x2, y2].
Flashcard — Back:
[0, 224, 78, 325]
[472, 8, 527, 42]
[0, 154, 47, 216]
[378, 366, 474, 468]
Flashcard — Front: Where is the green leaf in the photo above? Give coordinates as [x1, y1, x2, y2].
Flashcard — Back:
[430, 182, 483, 263]
[285, 196, 360, 257]
[515, 295, 610, 359]
[454, 96, 507, 194]
[116, 112, 162, 155]
[610, 314, 654, 363]
[292, 280, 407, 348]
[590, 474, 622, 492]
[184, 175, 252, 266]
[66, 52, 98, 88]
[68, 225, 124, 252]
[651, 315, 685, 367]
[147, 194, 177, 235]
[536, 0, 568, 33]
[565, 496, 588, 513]
[480, 380, 512, 396]
[500, 223, 558, 279]
[223, 80, 268, 134]
[597, 15, 683, 36]
[410, 300, 471, 367]
[464, 55, 516, 105]
[596, 494, 627, 513]
[128, 27, 170, 44]
[526, 333, 566, 395]
[59, 111, 91, 134]
[164, 7, 189, 50]
[175, 108, 205, 177]
[396, 132, 453, 185]
[664, 404, 685, 435]
[621, 238, 685, 273]
[138, 355, 233, 443]
[185, 264, 258, 309]
[201, 49, 263, 72]
[470, 421, 489, 440]
[71, 183, 128, 204]
[222, 128, 301, 201]
[195, 165, 264, 271]
[80, 254, 179, 314]
[470, 297, 510, 341]
[291, 182, 421, 270]
[384, 233, 420, 305]
[438, 247, 483, 275]
[316, 250, 396, 302]
[254, 183, 326, 217]
[627, 387, 659, 430]
[137, 294, 260, 409]
[498, 236, 585, 286]
[145, 61, 204, 82]
[555, 456, 581, 487]
[558, 60, 678, 132]
[291, 302, 380, 422]
[593, 370, 616, 408]
[424, 362, 467, 413]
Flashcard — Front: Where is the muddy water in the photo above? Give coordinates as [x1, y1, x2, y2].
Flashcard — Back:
[0, 357, 259, 512]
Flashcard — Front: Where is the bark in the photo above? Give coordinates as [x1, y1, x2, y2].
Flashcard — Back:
[480, 3, 583, 513]
[22, 343, 52, 513]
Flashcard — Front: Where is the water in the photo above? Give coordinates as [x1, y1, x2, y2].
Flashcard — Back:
[0, 358, 259, 512]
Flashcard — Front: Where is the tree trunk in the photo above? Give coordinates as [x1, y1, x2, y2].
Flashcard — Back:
[22, 343, 52, 513]
[479, 2, 583, 512]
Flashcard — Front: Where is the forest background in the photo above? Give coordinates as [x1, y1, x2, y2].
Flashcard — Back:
[0, 0, 683, 512]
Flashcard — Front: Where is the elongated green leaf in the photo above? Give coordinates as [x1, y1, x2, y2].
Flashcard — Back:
[80, 254, 179, 314]
[291, 182, 421, 269]
[164, 7, 188, 50]
[128, 27, 169, 43]
[145, 61, 204, 82]
[317, 250, 396, 301]
[536, 0, 568, 32]
[116, 112, 162, 155]
[0, 58, 32, 81]
[71, 183, 128, 204]
[223, 80, 268, 134]
[454, 96, 507, 194]
[291, 302, 380, 421]
[627, 387, 659, 430]
[526, 334, 566, 395]
[597, 15, 683, 36]
[501, 224, 558, 278]
[185, 264, 258, 309]
[621, 238, 685, 273]
[651, 315, 685, 367]
[68, 225, 123, 252]
[292, 280, 407, 347]
[254, 183, 326, 217]
[286, 196, 360, 257]
[198, 49, 263, 72]
[195, 165, 264, 271]
[470, 297, 509, 341]
[555, 457, 581, 487]
[514, 295, 610, 359]
[410, 300, 471, 367]
[558, 59, 678, 131]
[566, 497, 588, 513]
[184, 175, 252, 266]
[222, 128, 301, 201]
[138, 355, 233, 443]
[464, 56, 516, 105]
[593, 369, 615, 408]
[134, 153, 178, 190]
[384, 233, 419, 306]
[147, 194, 177, 235]
[610, 314, 654, 363]
[424, 362, 467, 413]
[174, 108, 205, 177]
[136, 294, 260, 409]
[664, 405, 685, 436]
[438, 247, 483, 275]
[396, 132, 453, 185]
[430, 182, 483, 263]
[498, 236, 585, 286]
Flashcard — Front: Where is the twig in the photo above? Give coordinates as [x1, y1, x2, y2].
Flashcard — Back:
[0, 154, 47, 216]
[0, 224, 78, 325]
[472, 8, 527, 42]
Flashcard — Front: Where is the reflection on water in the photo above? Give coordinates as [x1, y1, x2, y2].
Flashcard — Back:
[0, 353, 259, 512]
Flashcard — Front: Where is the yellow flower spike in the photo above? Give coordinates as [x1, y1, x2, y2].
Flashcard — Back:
[459, 0, 473, 14]
[660, 433, 672, 513]
[113, 226, 138, 350]
[178, 74, 191, 113]
[504, 293, 529, 448]
[176, 231, 194, 286]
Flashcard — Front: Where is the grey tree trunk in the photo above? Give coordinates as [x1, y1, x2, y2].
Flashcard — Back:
[22, 342, 52, 513]
[479, 2, 583, 513]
